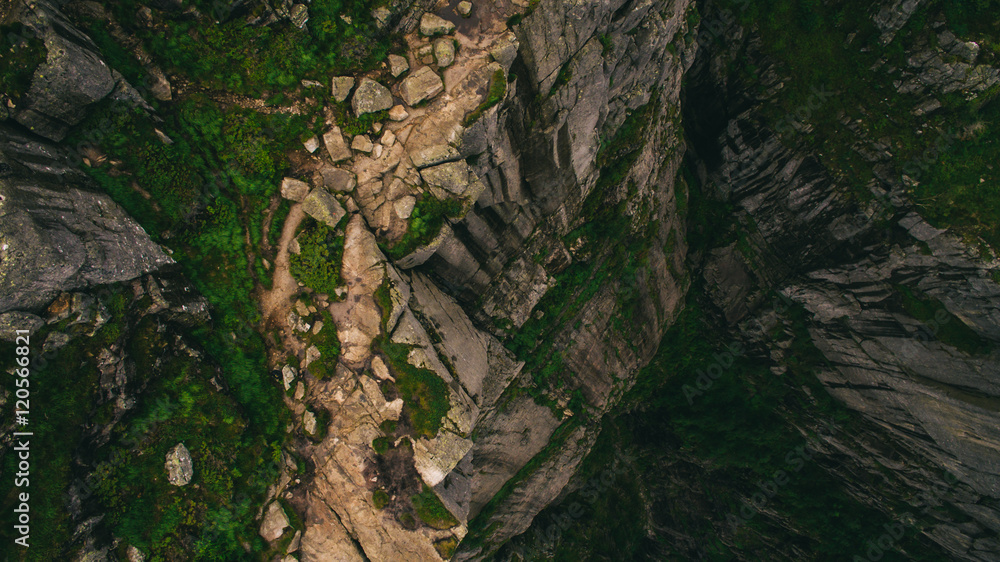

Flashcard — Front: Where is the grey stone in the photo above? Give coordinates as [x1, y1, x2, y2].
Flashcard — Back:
[281, 177, 311, 202]
[352, 135, 374, 153]
[321, 167, 357, 193]
[331, 76, 355, 103]
[259, 501, 290, 542]
[457, 1, 473, 17]
[165, 443, 193, 486]
[419, 13, 455, 37]
[351, 78, 393, 117]
[302, 188, 347, 228]
[290, 4, 308, 28]
[388, 105, 410, 121]
[410, 144, 461, 168]
[434, 38, 456, 68]
[421, 161, 470, 195]
[0, 312, 45, 342]
[373, 7, 391, 28]
[399, 67, 444, 107]
[323, 126, 352, 163]
[394, 196, 416, 219]
[389, 54, 410, 78]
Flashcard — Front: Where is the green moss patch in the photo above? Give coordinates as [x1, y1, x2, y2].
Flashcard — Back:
[412, 485, 459, 530]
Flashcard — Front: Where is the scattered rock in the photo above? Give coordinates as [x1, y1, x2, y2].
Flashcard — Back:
[0, 311, 44, 342]
[288, 530, 302, 553]
[400, 67, 445, 107]
[389, 105, 410, 121]
[323, 126, 352, 163]
[418, 44, 436, 65]
[420, 13, 455, 37]
[259, 501, 291, 542]
[321, 167, 358, 192]
[381, 130, 396, 146]
[490, 32, 520, 70]
[165, 443, 193, 486]
[394, 196, 416, 219]
[282, 365, 298, 391]
[457, 1, 473, 17]
[351, 78, 393, 117]
[373, 7, 391, 28]
[126, 545, 145, 562]
[389, 54, 410, 78]
[302, 188, 347, 228]
[301, 79, 323, 89]
[352, 135, 374, 153]
[331, 76, 355, 103]
[281, 177, 311, 202]
[303, 410, 318, 436]
[435, 38, 456, 68]
[290, 4, 309, 28]
[303, 136, 320, 153]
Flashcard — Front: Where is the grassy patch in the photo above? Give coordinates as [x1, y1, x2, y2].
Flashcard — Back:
[411, 485, 459, 530]
[463, 69, 508, 126]
[290, 219, 347, 296]
[384, 196, 464, 260]
[373, 489, 391, 510]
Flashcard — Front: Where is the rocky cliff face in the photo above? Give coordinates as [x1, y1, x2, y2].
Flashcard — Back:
[3, 0, 1000, 560]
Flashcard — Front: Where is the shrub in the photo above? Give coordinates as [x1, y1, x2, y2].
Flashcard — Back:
[386, 196, 464, 259]
[290, 220, 346, 296]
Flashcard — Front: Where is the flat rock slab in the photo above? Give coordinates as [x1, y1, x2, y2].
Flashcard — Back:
[420, 13, 455, 37]
[352, 78, 393, 116]
[421, 161, 470, 195]
[321, 167, 357, 193]
[259, 501, 291, 542]
[281, 177, 311, 202]
[400, 67, 444, 107]
[324, 126, 352, 163]
[332, 76, 355, 102]
[302, 188, 347, 228]
[389, 54, 410, 77]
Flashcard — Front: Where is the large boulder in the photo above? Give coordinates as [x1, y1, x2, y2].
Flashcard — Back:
[323, 126, 352, 163]
[301, 188, 347, 228]
[259, 501, 291, 542]
[165, 443, 193, 486]
[399, 67, 444, 107]
[351, 78, 393, 117]
[420, 161, 470, 195]
[434, 38, 456, 68]
[281, 177, 311, 202]
[10, 2, 118, 141]
[420, 13, 455, 37]
[0, 124, 173, 314]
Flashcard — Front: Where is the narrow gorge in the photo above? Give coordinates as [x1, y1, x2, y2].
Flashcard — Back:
[0, 0, 998, 560]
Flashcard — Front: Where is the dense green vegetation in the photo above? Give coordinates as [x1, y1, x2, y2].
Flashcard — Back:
[463, 68, 508, 125]
[0, 287, 281, 561]
[411, 484, 459, 529]
[384, 195, 464, 260]
[304, 309, 342, 380]
[0, 23, 46, 102]
[77, 0, 394, 96]
[718, 0, 1000, 251]
[290, 219, 347, 296]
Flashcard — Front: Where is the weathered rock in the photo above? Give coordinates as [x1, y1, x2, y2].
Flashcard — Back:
[301, 188, 347, 228]
[351, 135, 374, 153]
[0, 311, 45, 341]
[351, 78, 393, 116]
[457, 1, 473, 17]
[389, 105, 410, 121]
[290, 4, 308, 28]
[420, 13, 455, 37]
[126, 545, 145, 562]
[259, 501, 290, 542]
[0, 125, 173, 314]
[321, 167, 357, 193]
[389, 54, 410, 77]
[280, 177, 311, 202]
[394, 196, 416, 219]
[331, 76, 355, 102]
[410, 144, 461, 169]
[282, 365, 298, 391]
[373, 7, 391, 28]
[399, 67, 445, 107]
[421, 161, 470, 195]
[165, 443, 192, 486]
[303, 136, 320, 153]
[323, 126, 352, 163]
[435, 38, 456, 68]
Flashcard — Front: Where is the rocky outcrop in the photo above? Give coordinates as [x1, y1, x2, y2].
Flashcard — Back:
[0, 123, 172, 314]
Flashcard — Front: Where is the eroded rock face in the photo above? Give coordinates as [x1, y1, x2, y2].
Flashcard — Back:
[0, 124, 173, 314]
